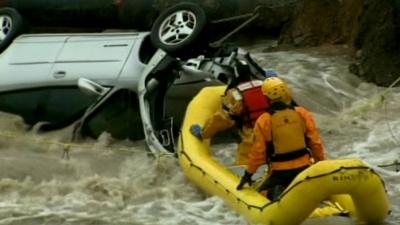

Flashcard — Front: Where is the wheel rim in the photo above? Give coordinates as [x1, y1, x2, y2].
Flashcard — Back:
[158, 10, 197, 46]
[0, 15, 12, 43]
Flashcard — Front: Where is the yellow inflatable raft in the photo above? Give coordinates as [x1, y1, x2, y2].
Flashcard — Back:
[177, 86, 390, 225]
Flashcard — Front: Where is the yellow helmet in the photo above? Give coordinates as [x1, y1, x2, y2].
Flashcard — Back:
[261, 77, 292, 104]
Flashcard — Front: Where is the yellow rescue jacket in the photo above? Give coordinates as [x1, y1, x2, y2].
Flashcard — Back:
[247, 106, 326, 173]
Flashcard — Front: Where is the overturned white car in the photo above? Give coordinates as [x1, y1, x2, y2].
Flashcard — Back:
[0, 2, 267, 154]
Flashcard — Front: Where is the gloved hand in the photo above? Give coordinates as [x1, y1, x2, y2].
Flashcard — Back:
[190, 124, 203, 140]
[236, 170, 253, 190]
[264, 69, 278, 78]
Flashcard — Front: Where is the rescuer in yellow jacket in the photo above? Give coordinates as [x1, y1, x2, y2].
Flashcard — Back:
[236, 77, 326, 201]
[190, 61, 277, 165]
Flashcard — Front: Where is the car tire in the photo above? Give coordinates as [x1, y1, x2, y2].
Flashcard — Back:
[0, 8, 27, 53]
[150, 3, 208, 57]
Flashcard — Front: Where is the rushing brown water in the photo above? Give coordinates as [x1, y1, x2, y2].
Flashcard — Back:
[0, 41, 399, 225]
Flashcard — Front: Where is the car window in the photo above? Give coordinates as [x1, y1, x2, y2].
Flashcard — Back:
[81, 89, 144, 140]
[138, 34, 157, 64]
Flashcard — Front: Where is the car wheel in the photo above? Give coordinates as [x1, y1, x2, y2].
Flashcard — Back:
[150, 3, 207, 57]
[0, 8, 26, 53]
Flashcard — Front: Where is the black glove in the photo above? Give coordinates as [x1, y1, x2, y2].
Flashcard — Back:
[236, 170, 253, 190]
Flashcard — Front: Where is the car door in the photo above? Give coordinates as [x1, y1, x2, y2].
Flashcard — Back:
[0, 34, 67, 91]
[49, 33, 137, 87]
[0, 34, 67, 125]
[34, 33, 138, 128]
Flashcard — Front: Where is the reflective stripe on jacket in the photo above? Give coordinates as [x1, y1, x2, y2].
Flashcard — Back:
[247, 106, 326, 173]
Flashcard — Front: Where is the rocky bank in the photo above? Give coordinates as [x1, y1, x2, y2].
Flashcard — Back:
[276, 0, 400, 87]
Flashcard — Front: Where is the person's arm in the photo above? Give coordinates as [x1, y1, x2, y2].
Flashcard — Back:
[237, 113, 270, 190]
[202, 108, 235, 139]
[192, 89, 241, 140]
[296, 107, 326, 162]
[247, 113, 271, 173]
[202, 88, 244, 138]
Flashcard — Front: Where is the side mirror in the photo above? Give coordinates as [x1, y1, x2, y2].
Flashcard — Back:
[77, 78, 109, 97]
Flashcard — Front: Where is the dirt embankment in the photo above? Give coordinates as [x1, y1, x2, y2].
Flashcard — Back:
[277, 0, 400, 87]
[279, 0, 363, 47]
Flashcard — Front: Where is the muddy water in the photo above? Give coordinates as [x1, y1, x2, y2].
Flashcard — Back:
[0, 41, 399, 225]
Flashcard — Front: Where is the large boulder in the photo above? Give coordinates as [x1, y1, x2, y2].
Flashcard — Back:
[350, 0, 400, 86]
[278, 0, 363, 46]
[249, 0, 298, 32]
[277, 0, 400, 87]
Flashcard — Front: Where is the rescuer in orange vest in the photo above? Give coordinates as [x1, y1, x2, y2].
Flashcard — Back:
[190, 60, 277, 165]
[236, 77, 326, 201]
